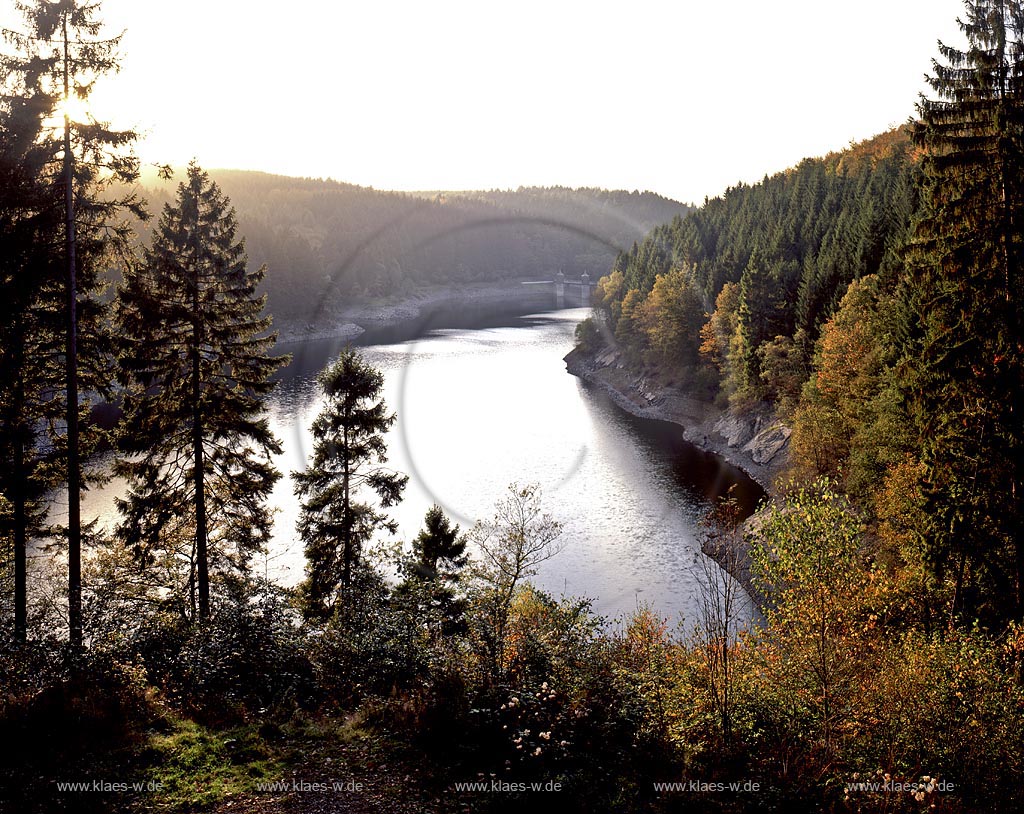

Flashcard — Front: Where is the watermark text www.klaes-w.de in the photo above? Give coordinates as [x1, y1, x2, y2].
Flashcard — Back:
[453, 779, 563, 793]
[55, 780, 164, 793]
[654, 780, 761, 793]
[846, 779, 955, 794]
[255, 779, 365, 793]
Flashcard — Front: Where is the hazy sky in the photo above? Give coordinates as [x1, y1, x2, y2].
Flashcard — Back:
[4, 0, 967, 203]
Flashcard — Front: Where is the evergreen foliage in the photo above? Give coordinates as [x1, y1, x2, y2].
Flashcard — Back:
[115, 163, 285, 619]
[594, 128, 919, 405]
[407, 504, 467, 584]
[4, 2, 1024, 810]
[397, 505, 469, 637]
[1, 0, 144, 646]
[582, 4, 1024, 628]
[901, 0, 1024, 622]
[0, 75, 63, 642]
[293, 349, 408, 621]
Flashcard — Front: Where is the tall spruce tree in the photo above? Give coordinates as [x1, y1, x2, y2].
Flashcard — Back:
[904, 0, 1024, 622]
[116, 163, 286, 619]
[294, 349, 408, 621]
[2, 0, 143, 647]
[0, 89, 63, 643]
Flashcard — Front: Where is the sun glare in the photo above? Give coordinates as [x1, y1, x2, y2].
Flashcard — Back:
[54, 94, 91, 124]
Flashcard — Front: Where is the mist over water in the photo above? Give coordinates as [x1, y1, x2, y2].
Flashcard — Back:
[64, 303, 763, 626]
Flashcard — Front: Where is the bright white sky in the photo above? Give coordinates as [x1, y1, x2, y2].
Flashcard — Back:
[4, 0, 968, 203]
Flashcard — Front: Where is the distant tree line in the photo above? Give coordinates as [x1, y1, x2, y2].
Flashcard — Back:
[125, 172, 692, 326]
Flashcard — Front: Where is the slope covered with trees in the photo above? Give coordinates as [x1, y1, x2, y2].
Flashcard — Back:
[590, 126, 917, 402]
[583, 4, 1024, 631]
[128, 172, 692, 327]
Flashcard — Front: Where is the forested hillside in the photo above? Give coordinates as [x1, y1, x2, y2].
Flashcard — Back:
[132, 172, 691, 325]
[587, 127, 917, 400]
[583, 110, 1023, 627]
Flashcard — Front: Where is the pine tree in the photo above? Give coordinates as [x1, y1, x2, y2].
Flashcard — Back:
[409, 505, 466, 582]
[0, 90, 63, 642]
[116, 163, 285, 619]
[904, 0, 1024, 621]
[400, 505, 468, 634]
[2, 0, 143, 647]
[293, 349, 408, 621]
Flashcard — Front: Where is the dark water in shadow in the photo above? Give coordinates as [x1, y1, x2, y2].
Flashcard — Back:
[578, 380, 764, 516]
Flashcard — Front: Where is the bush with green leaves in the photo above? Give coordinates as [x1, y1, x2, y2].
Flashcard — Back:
[573, 316, 603, 354]
[749, 478, 868, 752]
[127, 578, 310, 722]
[306, 564, 435, 705]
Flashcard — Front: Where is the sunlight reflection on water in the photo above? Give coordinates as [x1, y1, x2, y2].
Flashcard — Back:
[65, 305, 763, 628]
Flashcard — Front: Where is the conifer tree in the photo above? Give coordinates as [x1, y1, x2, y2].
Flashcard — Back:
[2, 0, 143, 647]
[399, 505, 468, 634]
[294, 350, 408, 621]
[408, 505, 466, 583]
[116, 163, 285, 619]
[0, 90, 63, 642]
[904, 0, 1024, 621]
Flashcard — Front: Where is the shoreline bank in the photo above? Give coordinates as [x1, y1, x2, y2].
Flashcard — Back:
[563, 344, 790, 492]
[274, 280, 560, 345]
[563, 340, 790, 610]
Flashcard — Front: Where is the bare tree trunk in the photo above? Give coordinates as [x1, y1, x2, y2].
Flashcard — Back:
[697, 490, 742, 745]
[950, 545, 967, 629]
[13, 419, 27, 643]
[63, 11, 82, 652]
[192, 192, 209, 619]
[342, 420, 351, 589]
[192, 350, 209, 618]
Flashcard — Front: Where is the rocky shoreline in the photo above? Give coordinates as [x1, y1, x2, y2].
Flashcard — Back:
[563, 341, 790, 610]
[563, 344, 790, 491]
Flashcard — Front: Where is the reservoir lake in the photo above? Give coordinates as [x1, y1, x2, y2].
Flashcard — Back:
[62, 302, 764, 627]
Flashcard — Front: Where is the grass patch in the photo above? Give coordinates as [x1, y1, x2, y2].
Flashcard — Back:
[141, 717, 282, 812]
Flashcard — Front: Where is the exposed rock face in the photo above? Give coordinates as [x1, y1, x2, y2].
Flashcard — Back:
[564, 341, 792, 490]
[745, 423, 792, 465]
[565, 337, 791, 612]
[713, 413, 759, 449]
[711, 412, 793, 464]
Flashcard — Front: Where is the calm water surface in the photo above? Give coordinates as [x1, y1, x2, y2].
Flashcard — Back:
[67, 303, 764, 626]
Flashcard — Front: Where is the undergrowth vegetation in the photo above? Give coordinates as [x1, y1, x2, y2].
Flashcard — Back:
[3, 481, 1022, 813]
